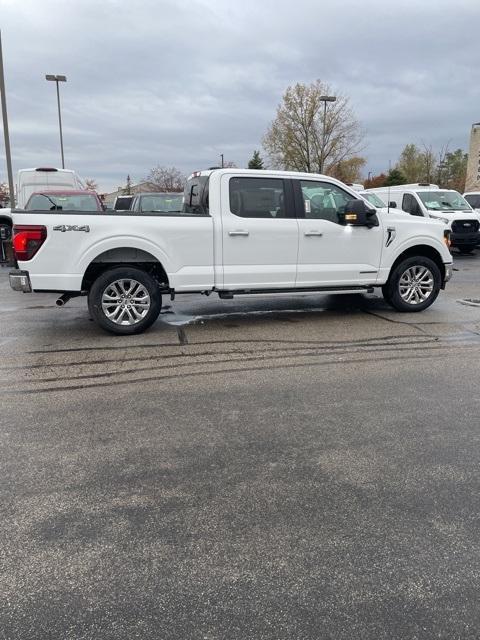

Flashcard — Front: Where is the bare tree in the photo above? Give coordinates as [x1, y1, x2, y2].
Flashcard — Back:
[84, 178, 98, 191]
[144, 166, 185, 192]
[262, 80, 364, 174]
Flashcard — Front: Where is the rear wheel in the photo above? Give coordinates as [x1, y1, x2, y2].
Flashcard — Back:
[88, 266, 162, 335]
[382, 256, 441, 312]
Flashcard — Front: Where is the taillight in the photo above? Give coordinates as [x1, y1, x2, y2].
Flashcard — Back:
[13, 225, 47, 261]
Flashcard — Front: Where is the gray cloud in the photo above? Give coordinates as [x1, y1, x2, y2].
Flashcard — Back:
[0, 0, 479, 191]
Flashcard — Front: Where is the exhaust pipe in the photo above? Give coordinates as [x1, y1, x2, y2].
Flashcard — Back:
[56, 293, 72, 307]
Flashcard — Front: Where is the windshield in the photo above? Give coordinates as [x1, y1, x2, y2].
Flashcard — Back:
[139, 194, 183, 212]
[361, 192, 386, 207]
[417, 191, 471, 211]
[26, 193, 100, 211]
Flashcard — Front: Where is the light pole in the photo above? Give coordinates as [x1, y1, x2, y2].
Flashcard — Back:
[45, 74, 67, 168]
[319, 95, 336, 174]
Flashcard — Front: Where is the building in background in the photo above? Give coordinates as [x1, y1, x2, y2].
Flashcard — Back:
[465, 123, 480, 191]
[101, 181, 158, 206]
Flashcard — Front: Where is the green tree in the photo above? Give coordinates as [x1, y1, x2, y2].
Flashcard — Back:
[330, 156, 366, 183]
[437, 149, 468, 191]
[384, 168, 407, 186]
[396, 144, 424, 182]
[262, 80, 363, 174]
[396, 143, 437, 183]
[248, 150, 264, 169]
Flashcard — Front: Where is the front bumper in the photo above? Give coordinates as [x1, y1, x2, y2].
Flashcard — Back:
[9, 269, 32, 292]
[450, 231, 480, 247]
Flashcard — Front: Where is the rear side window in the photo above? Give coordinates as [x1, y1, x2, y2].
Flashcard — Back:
[114, 196, 133, 210]
[183, 176, 209, 215]
[229, 177, 287, 218]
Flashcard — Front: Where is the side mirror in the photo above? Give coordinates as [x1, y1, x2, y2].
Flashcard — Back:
[340, 199, 379, 227]
[389, 201, 397, 208]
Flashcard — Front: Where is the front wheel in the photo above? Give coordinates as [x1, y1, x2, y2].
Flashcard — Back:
[382, 256, 441, 312]
[88, 266, 162, 335]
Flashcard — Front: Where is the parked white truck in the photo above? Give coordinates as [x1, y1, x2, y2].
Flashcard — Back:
[364, 183, 480, 254]
[9, 169, 453, 335]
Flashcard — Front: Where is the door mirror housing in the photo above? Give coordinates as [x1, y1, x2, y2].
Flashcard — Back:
[340, 199, 379, 227]
[389, 201, 397, 208]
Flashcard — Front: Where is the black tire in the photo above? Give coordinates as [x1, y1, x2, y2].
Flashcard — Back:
[457, 245, 476, 254]
[88, 266, 162, 335]
[382, 256, 441, 312]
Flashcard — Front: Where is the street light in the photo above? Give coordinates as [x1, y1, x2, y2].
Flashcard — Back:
[319, 95, 336, 173]
[45, 74, 67, 168]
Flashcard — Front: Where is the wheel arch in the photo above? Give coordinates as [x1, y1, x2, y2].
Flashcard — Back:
[389, 244, 446, 284]
[81, 248, 170, 291]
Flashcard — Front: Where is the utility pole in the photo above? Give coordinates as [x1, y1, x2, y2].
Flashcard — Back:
[319, 95, 336, 174]
[0, 31, 15, 206]
[45, 74, 67, 169]
[220, 153, 224, 168]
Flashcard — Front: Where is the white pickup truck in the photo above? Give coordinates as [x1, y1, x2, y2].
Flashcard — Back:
[9, 169, 453, 335]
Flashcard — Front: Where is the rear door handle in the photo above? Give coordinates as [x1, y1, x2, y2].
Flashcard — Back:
[304, 231, 323, 237]
[229, 230, 249, 236]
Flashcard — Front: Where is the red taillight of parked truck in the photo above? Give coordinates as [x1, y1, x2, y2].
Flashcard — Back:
[13, 225, 47, 261]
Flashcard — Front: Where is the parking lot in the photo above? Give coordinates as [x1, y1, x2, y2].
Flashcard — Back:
[2, 253, 480, 639]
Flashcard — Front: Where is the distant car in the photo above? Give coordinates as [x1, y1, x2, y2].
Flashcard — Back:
[113, 195, 133, 211]
[463, 192, 480, 212]
[130, 192, 184, 213]
[25, 190, 104, 212]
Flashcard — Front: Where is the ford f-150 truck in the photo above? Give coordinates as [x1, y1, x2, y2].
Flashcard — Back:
[9, 169, 453, 335]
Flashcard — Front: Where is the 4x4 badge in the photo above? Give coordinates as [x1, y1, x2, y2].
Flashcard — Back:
[53, 225, 90, 233]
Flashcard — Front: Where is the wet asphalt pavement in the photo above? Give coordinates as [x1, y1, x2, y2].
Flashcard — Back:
[2, 253, 480, 639]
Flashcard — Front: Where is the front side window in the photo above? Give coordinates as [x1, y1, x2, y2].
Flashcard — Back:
[300, 180, 353, 224]
[465, 194, 480, 209]
[417, 191, 471, 211]
[229, 177, 287, 218]
[402, 193, 422, 216]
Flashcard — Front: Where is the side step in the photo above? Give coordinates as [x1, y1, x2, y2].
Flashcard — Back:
[218, 287, 374, 299]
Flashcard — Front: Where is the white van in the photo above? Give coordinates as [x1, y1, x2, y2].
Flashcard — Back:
[463, 192, 480, 213]
[365, 183, 480, 253]
[16, 167, 85, 209]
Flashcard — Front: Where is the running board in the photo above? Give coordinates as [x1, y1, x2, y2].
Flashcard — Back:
[218, 286, 374, 299]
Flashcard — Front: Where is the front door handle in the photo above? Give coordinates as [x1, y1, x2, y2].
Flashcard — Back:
[304, 231, 323, 237]
[229, 230, 249, 236]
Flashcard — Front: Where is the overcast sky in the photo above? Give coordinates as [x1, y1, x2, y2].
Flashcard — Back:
[1, 0, 479, 192]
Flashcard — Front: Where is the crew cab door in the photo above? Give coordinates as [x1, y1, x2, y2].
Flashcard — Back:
[220, 174, 298, 289]
[294, 179, 383, 286]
